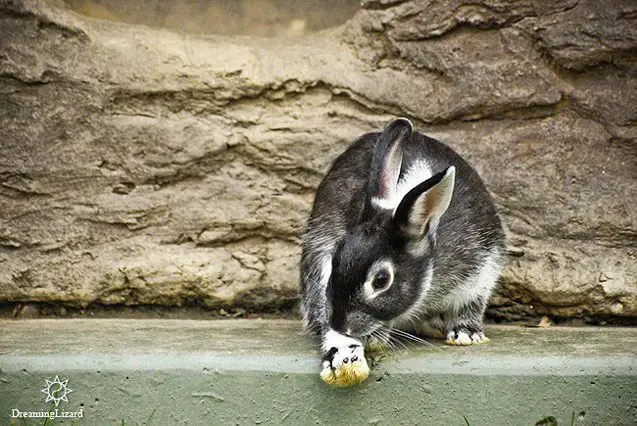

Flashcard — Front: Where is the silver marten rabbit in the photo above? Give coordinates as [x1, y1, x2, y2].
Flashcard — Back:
[300, 118, 505, 386]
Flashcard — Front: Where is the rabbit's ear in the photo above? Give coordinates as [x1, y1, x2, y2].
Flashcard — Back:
[367, 118, 412, 210]
[394, 166, 455, 238]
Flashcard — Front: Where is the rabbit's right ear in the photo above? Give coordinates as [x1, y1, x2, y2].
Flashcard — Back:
[367, 118, 412, 211]
[393, 166, 455, 239]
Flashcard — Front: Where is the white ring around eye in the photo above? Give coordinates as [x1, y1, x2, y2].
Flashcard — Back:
[363, 260, 394, 300]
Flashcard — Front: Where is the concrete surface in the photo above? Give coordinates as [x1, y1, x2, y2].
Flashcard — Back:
[0, 320, 636, 425]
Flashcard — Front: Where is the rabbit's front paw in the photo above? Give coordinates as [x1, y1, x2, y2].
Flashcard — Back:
[320, 330, 369, 386]
[445, 327, 489, 346]
[320, 344, 369, 387]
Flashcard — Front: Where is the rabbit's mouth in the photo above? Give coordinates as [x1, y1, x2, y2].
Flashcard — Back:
[339, 316, 386, 340]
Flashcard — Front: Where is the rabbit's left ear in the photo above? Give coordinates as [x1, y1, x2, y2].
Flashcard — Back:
[367, 118, 412, 211]
[393, 166, 455, 238]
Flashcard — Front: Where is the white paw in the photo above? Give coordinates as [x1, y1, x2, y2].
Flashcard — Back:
[320, 330, 370, 387]
[445, 329, 489, 346]
[320, 344, 369, 387]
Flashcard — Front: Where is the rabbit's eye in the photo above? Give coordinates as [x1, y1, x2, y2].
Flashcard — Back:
[371, 270, 390, 291]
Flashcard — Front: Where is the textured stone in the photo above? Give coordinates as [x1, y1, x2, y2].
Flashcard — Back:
[0, 0, 635, 321]
[530, 0, 637, 71]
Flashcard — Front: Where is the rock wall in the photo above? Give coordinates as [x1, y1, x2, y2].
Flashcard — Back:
[1, 0, 635, 321]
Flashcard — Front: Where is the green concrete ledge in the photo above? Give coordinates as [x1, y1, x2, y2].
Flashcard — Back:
[1, 320, 636, 425]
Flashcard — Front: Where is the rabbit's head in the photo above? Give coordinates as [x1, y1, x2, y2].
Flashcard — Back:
[326, 119, 455, 337]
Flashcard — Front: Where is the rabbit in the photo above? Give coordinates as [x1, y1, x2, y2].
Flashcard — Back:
[299, 118, 506, 386]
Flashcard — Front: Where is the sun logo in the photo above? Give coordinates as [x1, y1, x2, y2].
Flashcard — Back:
[41, 376, 73, 407]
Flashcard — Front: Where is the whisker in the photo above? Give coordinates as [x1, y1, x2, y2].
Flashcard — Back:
[388, 334, 408, 351]
[369, 321, 411, 352]
[389, 328, 441, 351]
[298, 299, 440, 353]
[367, 325, 396, 352]
[369, 330, 387, 350]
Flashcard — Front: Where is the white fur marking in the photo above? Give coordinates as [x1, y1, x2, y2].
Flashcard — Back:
[371, 196, 394, 210]
[446, 330, 489, 344]
[444, 249, 503, 313]
[319, 253, 332, 288]
[299, 223, 337, 331]
[391, 160, 434, 214]
[322, 329, 362, 353]
[449, 330, 472, 344]
[371, 161, 434, 213]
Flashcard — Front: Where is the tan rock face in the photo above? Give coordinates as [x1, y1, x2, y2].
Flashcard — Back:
[0, 0, 635, 321]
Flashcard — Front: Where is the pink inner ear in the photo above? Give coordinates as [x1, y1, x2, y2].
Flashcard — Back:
[378, 139, 403, 202]
[420, 188, 441, 223]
